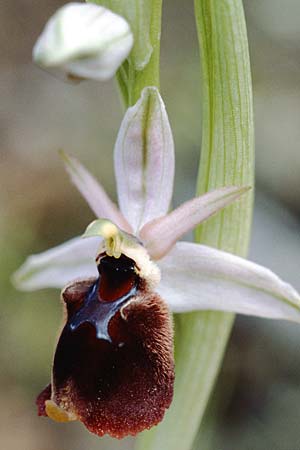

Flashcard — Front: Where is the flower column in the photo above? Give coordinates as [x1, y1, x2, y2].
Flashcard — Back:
[137, 1, 254, 449]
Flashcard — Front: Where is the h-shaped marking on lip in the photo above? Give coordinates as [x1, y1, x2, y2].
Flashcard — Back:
[68, 279, 137, 343]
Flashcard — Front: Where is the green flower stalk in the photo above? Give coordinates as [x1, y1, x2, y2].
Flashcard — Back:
[89, 0, 162, 105]
[32, 0, 162, 99]
[193, 0, 254, 437]
[136, 1, 254, 449]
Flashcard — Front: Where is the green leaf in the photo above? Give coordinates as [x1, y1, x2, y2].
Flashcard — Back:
[136, 1, 254, 449]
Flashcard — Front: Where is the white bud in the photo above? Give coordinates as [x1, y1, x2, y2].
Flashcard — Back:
[33, 2, 133, 81]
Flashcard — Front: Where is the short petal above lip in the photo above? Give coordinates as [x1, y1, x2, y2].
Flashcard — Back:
[61, 151, 132, 233]
[12, 236, 99, 291]
[158, 242, 300, 323]
[140, 186, 250, 260]
[114, 87, 175, 233]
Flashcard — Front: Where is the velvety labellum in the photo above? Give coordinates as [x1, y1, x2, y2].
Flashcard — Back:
[37, 254, 174, 438]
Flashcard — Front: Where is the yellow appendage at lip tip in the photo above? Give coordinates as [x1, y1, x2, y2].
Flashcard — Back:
[45, 400, 77, 423]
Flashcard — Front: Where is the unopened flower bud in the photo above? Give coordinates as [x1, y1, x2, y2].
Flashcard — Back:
[33, 2, 133, 81]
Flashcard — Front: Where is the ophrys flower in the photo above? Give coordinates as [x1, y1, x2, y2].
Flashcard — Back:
[14, 87, 300, 438]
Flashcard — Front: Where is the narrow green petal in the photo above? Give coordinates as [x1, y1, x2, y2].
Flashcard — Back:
[60, 151, 132, 232]
[140, 186, 250, 259]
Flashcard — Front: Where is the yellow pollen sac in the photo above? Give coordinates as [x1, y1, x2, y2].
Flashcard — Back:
[83, 218, 161, 287]
[83, 219, 122, 258]
[45, 400, 77, 423]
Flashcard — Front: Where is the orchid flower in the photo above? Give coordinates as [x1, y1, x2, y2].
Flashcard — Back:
[33, 3, 133, 81]
[14, 87, 300, 438]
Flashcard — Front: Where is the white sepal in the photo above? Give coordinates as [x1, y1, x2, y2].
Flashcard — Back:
[13, 236, 99, 291]
[114, 87, 175, 233]
[158, 242, 300, 323]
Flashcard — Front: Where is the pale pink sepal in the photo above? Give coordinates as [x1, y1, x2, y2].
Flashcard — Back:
[158, 242, 300, 323]
[12, 236, 99, 291]
[61, 151, 132, 233]
[140, 186, 250, 260]
[114, 87, 175, 233]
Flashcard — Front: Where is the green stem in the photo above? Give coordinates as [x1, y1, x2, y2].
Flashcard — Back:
[88, 0, 162, 106]
[121, 0, 162, 106]
[136, 1, 254, 449]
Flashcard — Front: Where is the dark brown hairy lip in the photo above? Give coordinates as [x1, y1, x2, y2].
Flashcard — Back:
[36, 253, 174, 438]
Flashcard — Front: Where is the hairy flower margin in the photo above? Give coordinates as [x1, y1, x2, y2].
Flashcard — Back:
[14, 87, 300, 438]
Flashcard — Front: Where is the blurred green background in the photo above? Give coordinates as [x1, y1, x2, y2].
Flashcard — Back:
[2, 0, 300, 449]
